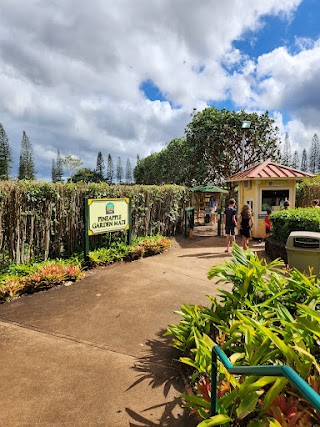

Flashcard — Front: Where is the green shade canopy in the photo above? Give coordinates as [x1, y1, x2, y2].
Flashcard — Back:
[190, 184, 229, 194]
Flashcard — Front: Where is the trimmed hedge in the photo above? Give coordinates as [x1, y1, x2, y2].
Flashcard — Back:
[0, 181, 191, 264]
[296, 175, 320, 207]
[270, 207, 320, 244]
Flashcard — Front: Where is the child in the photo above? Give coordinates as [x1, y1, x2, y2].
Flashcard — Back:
[264, 209, 272, 239]
[238, 204, 254, 250]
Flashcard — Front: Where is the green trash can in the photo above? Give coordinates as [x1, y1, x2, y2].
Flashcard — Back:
[286, 231, 320, 277]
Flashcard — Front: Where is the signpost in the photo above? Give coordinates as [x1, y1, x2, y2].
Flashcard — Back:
[84, 197, 132, 262]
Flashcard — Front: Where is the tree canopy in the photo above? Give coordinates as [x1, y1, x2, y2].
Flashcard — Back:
[134, 108, 281, 185]
[69, 167, 101, 183]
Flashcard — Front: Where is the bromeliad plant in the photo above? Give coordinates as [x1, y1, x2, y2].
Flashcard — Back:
[166, 244, 320, 426]
[0, 260, 84, 302]
[88, 235, 171, 266]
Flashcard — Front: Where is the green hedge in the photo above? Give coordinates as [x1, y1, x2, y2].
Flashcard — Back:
[0, 181, 191, 264]
[270, 207, 320, 244]
[296, 175, 320, 207]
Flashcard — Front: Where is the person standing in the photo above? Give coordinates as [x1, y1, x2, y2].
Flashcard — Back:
[283, 200, 290, 209]
[224, 198, 237, 253]
[208, 196, 217, 224]
[264, 209, 272, 240]
[238, 204, 254, 249]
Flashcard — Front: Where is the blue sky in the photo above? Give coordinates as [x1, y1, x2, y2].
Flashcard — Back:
[0, 0, 319, 180]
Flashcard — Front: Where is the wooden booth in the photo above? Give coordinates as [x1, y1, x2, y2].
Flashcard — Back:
[225, 161, 314, 239]
[191, 184, 229, 224]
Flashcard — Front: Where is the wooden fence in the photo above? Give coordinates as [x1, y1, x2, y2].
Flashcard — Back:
[0, 182, 191, 265]
[296, 180, 320, 207]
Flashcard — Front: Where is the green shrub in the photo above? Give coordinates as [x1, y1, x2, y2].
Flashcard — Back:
[270, 208, 320, 244]
[87, 235, 172, 266]
[166, 244, 320, 426]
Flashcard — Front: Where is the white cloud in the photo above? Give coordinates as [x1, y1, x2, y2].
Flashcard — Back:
[0, 0, 307, 179]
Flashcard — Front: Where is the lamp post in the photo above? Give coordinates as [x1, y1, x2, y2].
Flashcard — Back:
[241, 120, 251, 171]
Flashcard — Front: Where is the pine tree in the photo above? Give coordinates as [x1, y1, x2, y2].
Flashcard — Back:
[116, 157, 123, 183]
[96, 151, 105, 181]
[56, 149, 63, 182]
[281, 132, 291, 166]
[125, 158, 132, 183]
[51, 159, 57, 182]
[18, 131, 35, 180]
[291, 150, 300, 169]
[301, 149, 308, 172]
[106, 154, 114, 184]
[309, 133, 319, 174]
[0, 123, 12, 180]
[137, 154, 140, 165]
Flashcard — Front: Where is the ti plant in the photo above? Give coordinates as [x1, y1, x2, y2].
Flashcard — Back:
[166, 244, 320, 427]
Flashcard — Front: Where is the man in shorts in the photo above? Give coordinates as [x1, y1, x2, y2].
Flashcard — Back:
[224, 198, 237, 253]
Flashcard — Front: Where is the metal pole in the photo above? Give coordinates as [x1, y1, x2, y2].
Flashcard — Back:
[83, 197, 90, 265]
[241, 131, 245, 171]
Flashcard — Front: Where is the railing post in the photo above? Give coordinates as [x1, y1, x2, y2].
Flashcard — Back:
[211, 348, 218, 416]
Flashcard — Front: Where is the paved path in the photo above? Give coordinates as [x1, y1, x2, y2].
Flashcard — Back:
[0, 230, 265, 427]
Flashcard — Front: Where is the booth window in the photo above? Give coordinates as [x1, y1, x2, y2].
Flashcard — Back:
[261, 190, 289, 212]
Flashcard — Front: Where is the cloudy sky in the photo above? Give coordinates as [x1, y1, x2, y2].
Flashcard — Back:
[1, 0, 320, 180]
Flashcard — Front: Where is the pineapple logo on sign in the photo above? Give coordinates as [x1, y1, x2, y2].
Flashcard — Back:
[88, 198, 130, 235]
[106, 202, 114, 214]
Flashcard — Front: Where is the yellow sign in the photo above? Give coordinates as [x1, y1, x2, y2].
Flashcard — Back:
[87, 198, 130, 235]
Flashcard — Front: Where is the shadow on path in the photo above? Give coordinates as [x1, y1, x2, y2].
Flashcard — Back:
[126, 330, 198, 427]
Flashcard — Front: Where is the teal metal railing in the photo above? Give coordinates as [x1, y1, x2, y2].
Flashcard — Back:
[211, 344, 320, 416]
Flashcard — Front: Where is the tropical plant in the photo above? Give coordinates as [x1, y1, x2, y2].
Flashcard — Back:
[166, 244, 320, 426]
[0, 260, 83, 302]
[88, 235, 171, 266]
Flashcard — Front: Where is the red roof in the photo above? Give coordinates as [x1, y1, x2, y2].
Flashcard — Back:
[226, 161, 315, 181]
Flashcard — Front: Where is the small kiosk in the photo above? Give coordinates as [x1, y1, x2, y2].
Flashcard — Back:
[225, 161, 314, 239]
[191, 184, 229, 224]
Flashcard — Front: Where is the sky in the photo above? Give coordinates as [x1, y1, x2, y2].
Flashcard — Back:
[1, 0, 320, 181]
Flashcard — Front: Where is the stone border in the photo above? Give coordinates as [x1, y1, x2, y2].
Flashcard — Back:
[265, 236, 287, 264]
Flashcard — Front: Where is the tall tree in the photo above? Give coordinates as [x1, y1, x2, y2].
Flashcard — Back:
[300, 149, 308, 172]
[63, 155, 82, 182]
[281, 132, 291, 166]
[56, 149, 63, 182]
[309, 133, 319, 174]
[96, 151, 105, 181]
[291, 150, 300, 169]
[185, 108, 281, 184]
[134, 138, 190, 185]
[136, 109, 281, 185]
[0, 123, 12, 180]
[125, 159, 133, 183]
[116, 157, 123, 183]
[51, 159, 57, 183]
[18, 131, 35, 180]
[106, 153, 114, 184]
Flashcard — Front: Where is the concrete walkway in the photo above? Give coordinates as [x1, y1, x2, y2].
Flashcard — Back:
[0, 229, 265, 427]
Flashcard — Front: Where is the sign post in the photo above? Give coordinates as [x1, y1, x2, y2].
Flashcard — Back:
[83, 197, 131, 263]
